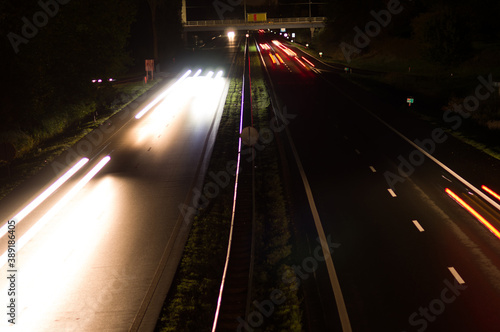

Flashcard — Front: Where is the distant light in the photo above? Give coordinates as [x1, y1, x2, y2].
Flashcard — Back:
[108, 78, 115, 82]
[292, 33, 296, 38]
[227, 31, 235, 39]
[319, 52, 323, 57]
[306, 43, 309, 47]
[246, 33, 249, 38]
[97, 79, 102, 83]
[92, 79, 97, 83]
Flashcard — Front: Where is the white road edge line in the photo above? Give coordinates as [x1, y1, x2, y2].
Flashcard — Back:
[261, 40, 351, 332]
[412, 220, 425, 232]
[448, 267, 466, 285]
[285, 125, 352, 332]
[319, 74, 500, 213]
[388, 189, 397, 197]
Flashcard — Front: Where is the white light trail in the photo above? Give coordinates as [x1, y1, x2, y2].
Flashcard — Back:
[135, 70, 192, 119]
[0, 156, 111, 267]
[0, 158, 89, 238]
[193, 69, 202, 77]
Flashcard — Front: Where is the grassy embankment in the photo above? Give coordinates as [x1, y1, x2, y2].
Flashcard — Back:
[0, 79, 161, 200]
[157, 44, 301, 331]
[297, 37, 500, 159]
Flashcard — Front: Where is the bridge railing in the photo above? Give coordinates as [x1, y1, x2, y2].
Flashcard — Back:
[184, 17, 326, 26]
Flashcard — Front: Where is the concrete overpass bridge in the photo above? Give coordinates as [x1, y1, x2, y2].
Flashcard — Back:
[182, 17, 326, 32]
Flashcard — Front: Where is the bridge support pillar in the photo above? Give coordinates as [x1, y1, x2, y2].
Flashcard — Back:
[310, 27, 315, 39]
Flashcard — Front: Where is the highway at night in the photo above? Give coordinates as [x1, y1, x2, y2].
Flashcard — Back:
[254, 32, 500, 331]
[0, 65, 231, 331]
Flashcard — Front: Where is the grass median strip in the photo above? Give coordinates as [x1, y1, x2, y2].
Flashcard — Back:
[156, 45, 302, 331]
[156, 74, 242, 331]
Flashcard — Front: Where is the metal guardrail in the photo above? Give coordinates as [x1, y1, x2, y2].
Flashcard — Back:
[185, 17, 326, 26]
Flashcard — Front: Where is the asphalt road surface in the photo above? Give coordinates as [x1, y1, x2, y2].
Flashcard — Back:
[255, 32, 500, 332]
[0, 34, 240, 331]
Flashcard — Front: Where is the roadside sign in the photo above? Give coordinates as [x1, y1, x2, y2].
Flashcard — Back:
[241, 126, 259, 146]
[407, 97, 414, 106]
[145, 59, 154, 81]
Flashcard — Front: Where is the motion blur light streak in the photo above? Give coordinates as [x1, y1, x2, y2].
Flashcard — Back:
[275, 54, 284, 64]
[295, 57, 307, 68]
[193, 69, 202, 77]
[301, 56, 315, 67]
[135, 71, 228, 139]
[0, 157, 89, 238]
[135, 70, 192, 119]
[445, 188, 500, 239]
[0, 156, 111, 267]
[482, 185, 500, 202]
[272, 40, 297, 57]
[191, 74, 227, 122]
[0, 176, 117, 330]
[215, 70, 224, 79]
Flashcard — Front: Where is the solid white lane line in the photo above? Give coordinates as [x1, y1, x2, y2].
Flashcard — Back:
[285, 123, 352, 332]
[448, 267, 466, 284]
[388, 189, 397, 197]
[412, 220, 425, 232]
[369, 166, 377, 173]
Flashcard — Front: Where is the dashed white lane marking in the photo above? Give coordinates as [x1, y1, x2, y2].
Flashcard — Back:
[369, 166, 376, 173]
[448, 267, 466, 285]
[412, 220, 425, 232]
[388, 189, 397, 197]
